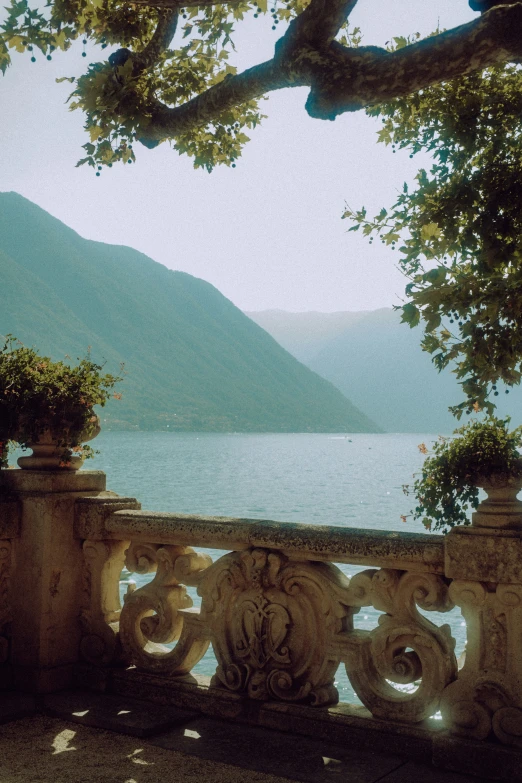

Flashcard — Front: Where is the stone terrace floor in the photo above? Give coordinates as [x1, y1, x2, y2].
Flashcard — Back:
[0, 691, 486, 783]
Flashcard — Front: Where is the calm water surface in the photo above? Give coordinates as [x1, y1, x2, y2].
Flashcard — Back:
[90, 432, 465, 703]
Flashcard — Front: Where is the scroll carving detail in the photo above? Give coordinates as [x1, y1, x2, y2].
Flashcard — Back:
[342, 569, 457, 722]
[119, 542, 212, 675]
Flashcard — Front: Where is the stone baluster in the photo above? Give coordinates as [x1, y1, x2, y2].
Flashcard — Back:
[80, 539, 130, 666]
[441, 475, 522, 745]
[340, 568, 457, 722]
[119, 542, 212, 676]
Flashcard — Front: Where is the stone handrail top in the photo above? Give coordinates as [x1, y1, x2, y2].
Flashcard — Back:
[99, 508, 445, 572]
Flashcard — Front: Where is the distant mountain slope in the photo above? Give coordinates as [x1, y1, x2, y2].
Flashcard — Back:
[244, 310, 369, 363]
[0, 192, 380, 433]
[248, 308, 522, 433]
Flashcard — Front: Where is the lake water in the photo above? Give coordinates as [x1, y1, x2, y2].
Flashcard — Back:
[89, 431, 465, 704]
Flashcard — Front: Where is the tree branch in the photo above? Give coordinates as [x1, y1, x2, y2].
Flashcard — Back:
[141, 59, 298, 142]
[283, 0, 358, 50]
[134, 8, 179, 71]
[137, 1, 522, 144]
[306, 2, 522, 119]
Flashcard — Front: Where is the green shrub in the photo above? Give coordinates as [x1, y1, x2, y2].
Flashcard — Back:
[0, 335, 122, 468]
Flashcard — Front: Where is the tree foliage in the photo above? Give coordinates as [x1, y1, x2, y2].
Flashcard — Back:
[2, 0, 522, 172]
[344, 62, 522, 417]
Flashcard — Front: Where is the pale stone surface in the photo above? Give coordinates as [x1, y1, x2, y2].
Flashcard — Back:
[0, 471, 113, 691]
[18, 418, 101, 471]
[74, 495, 141, 540]
[440, 578, 522, 744]
[342, 569, 456, 722]
[445, 527, 522, 583]
[199, 549, 351, 705]
[82, 667, 500, 779]
[103, 509, 445, 571]
[473, 477, 522, 529]
[80, 539, 130, 667]
[110, 667, 250, 720]
[0, 469, 106, 493]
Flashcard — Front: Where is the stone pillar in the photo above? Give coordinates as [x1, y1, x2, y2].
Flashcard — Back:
[441, 476, 522, 745]
[0, 469, 108, 693]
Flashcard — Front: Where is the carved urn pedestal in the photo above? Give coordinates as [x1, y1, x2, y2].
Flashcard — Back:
[0, 468, 108, 692]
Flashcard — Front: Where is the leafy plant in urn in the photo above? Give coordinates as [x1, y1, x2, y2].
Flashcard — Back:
[0, 335, 122, 470]
[403, 417, 522, 533]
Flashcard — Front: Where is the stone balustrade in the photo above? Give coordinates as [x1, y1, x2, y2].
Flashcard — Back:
[75, 502, 452, 719]
[2, 466, 522, 779]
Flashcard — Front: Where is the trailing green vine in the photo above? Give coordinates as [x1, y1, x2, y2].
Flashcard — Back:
[403, 417, 522, 533]
[0, 335, 122, 468]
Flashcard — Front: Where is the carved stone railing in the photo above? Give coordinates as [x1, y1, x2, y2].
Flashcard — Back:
[2, 467, 522, 777]
[74, 502, 456, 722]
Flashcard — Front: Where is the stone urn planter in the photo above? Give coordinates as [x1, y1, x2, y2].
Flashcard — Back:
[0, 335, 121, 471]
[17, 417, 101, 471]
[404, 418, 522, 533]
[473, 465, 522, 529]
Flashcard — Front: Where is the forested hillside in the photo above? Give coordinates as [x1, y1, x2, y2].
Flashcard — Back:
[0, 192, 380, 433]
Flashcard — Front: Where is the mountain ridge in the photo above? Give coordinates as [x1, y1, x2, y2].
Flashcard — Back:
[0, 192, 381, 433]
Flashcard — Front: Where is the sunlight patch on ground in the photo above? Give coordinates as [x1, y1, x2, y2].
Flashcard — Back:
[184, 729, 202, 739]
[51, 729, 77, 754]
[127, 748, 152, 765]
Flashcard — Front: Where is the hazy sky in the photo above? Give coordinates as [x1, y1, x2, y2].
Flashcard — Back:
[1, 1, 474, 312]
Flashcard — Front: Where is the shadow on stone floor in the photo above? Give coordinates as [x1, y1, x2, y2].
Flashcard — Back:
[0, 714, 289, 783]
[0, 691, 486, 783]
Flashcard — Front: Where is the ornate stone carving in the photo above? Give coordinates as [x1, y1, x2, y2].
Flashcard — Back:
[440, 580, 522, 745]
[0, 540, 11, 665]
[198, 547, 353, 705]
[80, 539, 129, 665]
[119, 543, 212, 675]
[342, 569, 457, 722]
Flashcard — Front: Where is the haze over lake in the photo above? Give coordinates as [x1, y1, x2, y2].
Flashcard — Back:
[90, 431, 466, 704]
